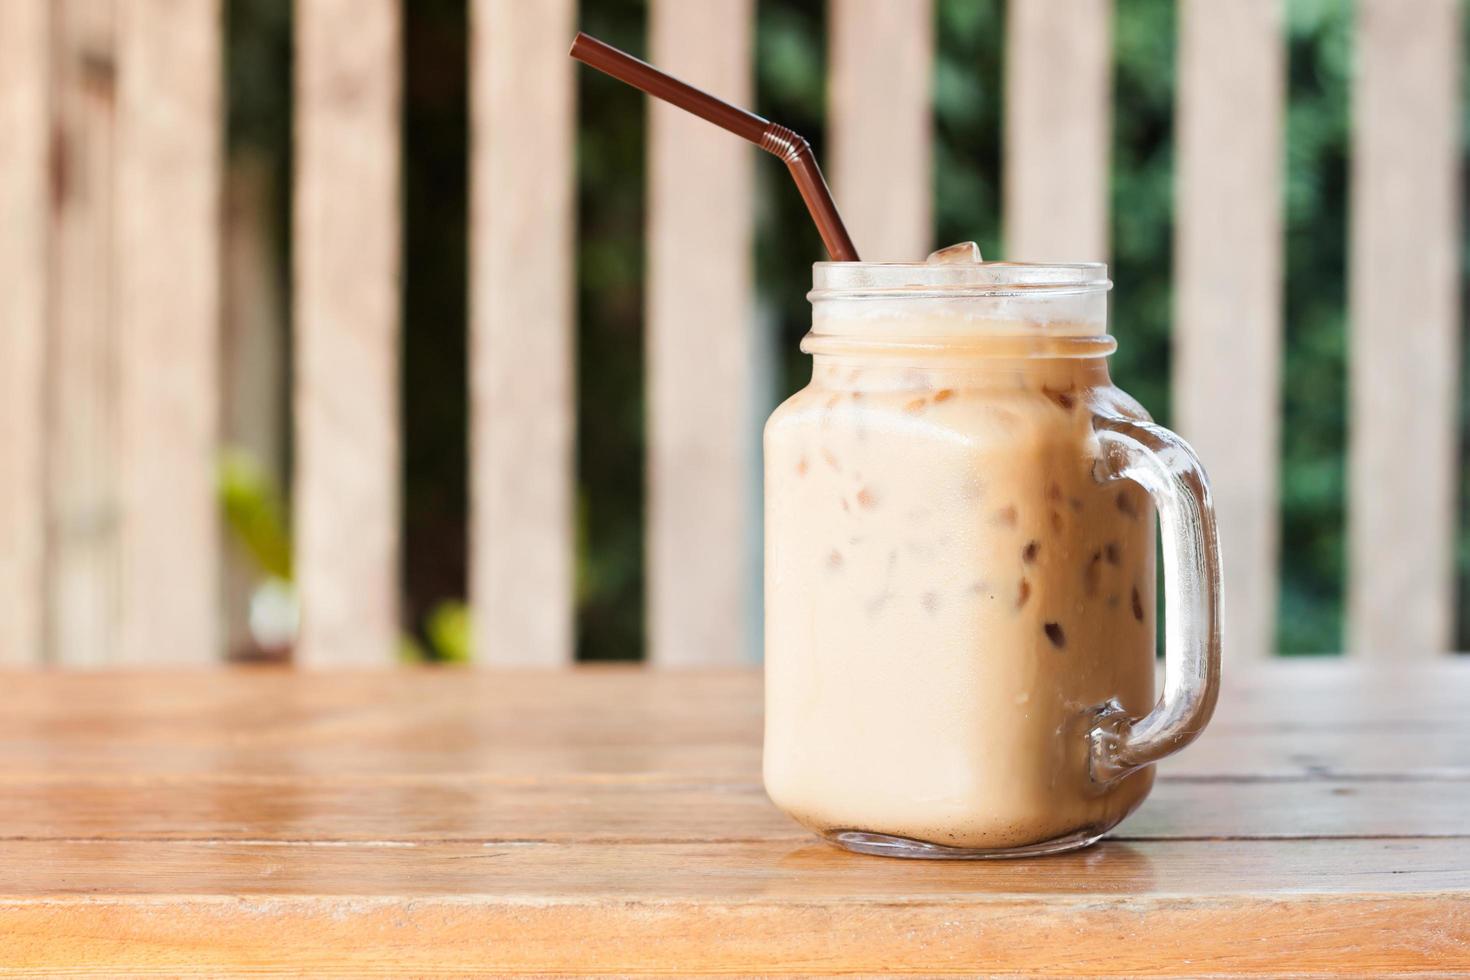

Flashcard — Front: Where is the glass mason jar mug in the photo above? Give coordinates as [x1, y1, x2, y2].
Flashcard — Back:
[763, 260, 1222, 858]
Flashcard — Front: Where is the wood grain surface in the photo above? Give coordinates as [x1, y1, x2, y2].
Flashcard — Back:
[0, 663, 1465, 976]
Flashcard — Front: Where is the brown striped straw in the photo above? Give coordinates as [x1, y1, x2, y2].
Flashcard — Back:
[569, 31, 860, 262]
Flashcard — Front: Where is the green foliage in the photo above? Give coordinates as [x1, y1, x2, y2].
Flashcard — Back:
[575, 0, 650, 661]
[1279, 0, 1352, 653]
[427, 600, 473, 663]
[396, 600, 470, 663]
[225, 0, 291, 154]
[756, 0, 830, 394]
[1109, 0, 1177, 429]
[402, 0, 471, 647]
[218, 442, 471, 663]
[218, 449, 292, 581]
[932, 0, 1005, 261]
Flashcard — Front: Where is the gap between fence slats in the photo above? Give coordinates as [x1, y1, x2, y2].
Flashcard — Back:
[293, 0, 402, 666]
[1003, 0, 1112, 261]
[0, 0, 50, 665]
[221, 156, 288, 660]
[1348, 0, 1461, 658]
[1172, 0, 1285, 661]
[46, 0, 121, 667]
[828, 0, 934, 261]
[470, 0, 577, 665]
[115, 0, 222, 663]
[646, 0, 757, 667]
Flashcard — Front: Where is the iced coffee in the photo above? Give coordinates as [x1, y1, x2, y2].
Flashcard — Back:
[763, 253, 1218, 857]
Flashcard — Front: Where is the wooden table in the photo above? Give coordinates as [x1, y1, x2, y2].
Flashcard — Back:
[0, 663, 1466, 976]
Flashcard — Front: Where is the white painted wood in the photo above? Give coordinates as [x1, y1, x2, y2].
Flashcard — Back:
[293, 0, 402, 665]
[1172, 0, 1285, 661]
[46, 0, 121, 667]
[0, 0, 50, 665]
[828, 0, 934, 261]
[1003, 0, 1112, 261]
[646, 0, 756, 666]
[470, 0, 577, 664]
[115, 0, 223, 663]
[1347, 0, 1462, 658]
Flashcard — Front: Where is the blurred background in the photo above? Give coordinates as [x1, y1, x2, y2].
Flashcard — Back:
[261, 0, 1351, 659]
[2, 0, 1464, 664]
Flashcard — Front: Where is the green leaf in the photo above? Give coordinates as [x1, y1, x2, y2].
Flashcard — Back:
[217, 448, 292, 580]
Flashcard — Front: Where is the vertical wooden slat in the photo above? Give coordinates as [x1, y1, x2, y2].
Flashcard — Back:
[294, 0, 401, 665]
[646, 0, 756, 666]
[1347, 0, 1461, 657]
[470, 0, 577, 665]
[46, 0, 121, 667]
[0, 0, 49, 665]
[1172, 0, 1285, 660]
[1003, 0, 1112, 261]
[115, 0, 222, 663]
[828, 0, 934, 261]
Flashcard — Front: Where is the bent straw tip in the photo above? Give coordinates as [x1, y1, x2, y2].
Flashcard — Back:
[568, 31, 596, 60]
[565, 30, 860, 263]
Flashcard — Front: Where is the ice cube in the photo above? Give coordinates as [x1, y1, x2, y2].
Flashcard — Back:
[925, 241, 983, 264]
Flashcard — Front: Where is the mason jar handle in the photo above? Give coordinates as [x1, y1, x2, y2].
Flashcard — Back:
[1087, 413, 1222, 784]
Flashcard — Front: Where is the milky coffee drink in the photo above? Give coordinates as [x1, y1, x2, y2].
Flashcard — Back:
[763, 248, 1221, 858]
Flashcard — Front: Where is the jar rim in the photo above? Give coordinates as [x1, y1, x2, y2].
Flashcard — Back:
[810, 260, 1112, 300]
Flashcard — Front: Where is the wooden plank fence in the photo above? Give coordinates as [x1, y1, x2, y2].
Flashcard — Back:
[0, 0, 1463, 665]
[471, 0, 578, 666]
[46, 0, 122, 668]
[1172, 0, 1285, 661]
[0, 0, 49, 666]
[829, 0, 934, 262]
[1004, 0, 1112, 261]
[1347, 0, 1462, 658]
[293, 0, 401, 666]
[116, 0, 222, 663]
[646, 0, 756, 667]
